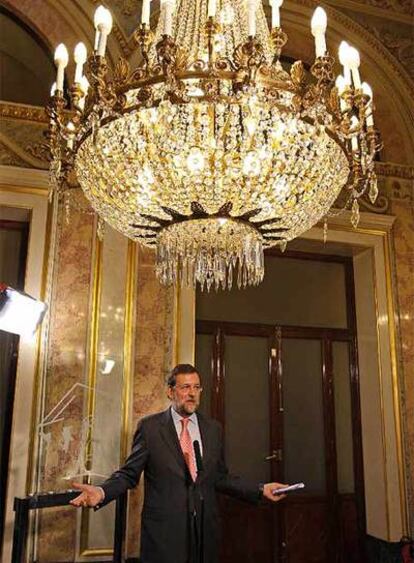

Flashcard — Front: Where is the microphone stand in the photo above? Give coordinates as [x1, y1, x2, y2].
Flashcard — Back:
[193, 440, 204, 563]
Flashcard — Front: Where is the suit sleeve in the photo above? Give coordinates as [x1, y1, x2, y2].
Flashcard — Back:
[213, 423, 262, 504]
[97, 420, 149, 508]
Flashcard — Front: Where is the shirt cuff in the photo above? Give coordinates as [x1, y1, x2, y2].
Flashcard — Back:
[97, 486, 105, 501]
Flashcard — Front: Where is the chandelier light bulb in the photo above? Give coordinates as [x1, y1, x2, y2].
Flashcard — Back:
[311, 7, 327, 33]
[362, 82, 374, 126]
[50, 81, 57, 96]
[269, 0, 284, 29]
[54, 43, 68, 92]
[94, 6, 113, 32]
[347, 45, 361, 88]
[74, 42, 87, 82]
[335, 75, 346, 94]
[141, 0, 152, 25]
[161, 0, 176, 35]
[335, 75, 347, 112]
[311, 7, 327, 58]
[94, 6, 113, 56]
[208, 0, 217, 18]
[362, 81, 373, 99]
[338, 41, 352, 85]
[54, 43, 69, 66]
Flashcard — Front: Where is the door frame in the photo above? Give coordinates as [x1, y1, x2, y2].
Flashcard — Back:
[176, 213, 407, 542]
[196, 301, 365, 561]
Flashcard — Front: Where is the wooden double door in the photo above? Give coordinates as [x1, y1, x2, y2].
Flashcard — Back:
[196, 321, 365, 563]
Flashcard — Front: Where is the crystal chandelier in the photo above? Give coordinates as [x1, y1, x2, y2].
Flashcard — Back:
[48, 0, 381, 290]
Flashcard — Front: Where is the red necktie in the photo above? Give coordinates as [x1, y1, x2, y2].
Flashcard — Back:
[179, 418, 197, 481]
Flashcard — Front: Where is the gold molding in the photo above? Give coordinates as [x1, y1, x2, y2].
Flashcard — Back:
[383, 231, 409, 534]
[370, 245, 391, 539]
[324, 0, 414, 25]
[375, 162, 414, 181]
[0, 102, 48, 124]
[120, 239, 138, 462]
[0, 185, 48, 196]
[80, 230, 103, 557]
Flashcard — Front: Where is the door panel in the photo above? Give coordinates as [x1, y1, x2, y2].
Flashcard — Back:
[282, 338, 326, 493]
[224, 335, 271, 482]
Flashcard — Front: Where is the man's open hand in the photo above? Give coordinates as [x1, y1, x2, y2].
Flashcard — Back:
[262, 482, 288, 502]
[70, 482, 104, 508]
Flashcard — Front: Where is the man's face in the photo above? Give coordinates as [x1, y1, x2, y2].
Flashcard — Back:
[167, 372, 202, 416]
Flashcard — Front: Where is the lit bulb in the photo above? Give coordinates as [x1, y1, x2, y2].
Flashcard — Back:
[338, 41, 352, 86]
[269, 0, 284, 29]
[74, 42, 87, 82]
[338, 41, 351, 66]
[335, 75, 347, 112]
[362, 82, 374, 127]
[311, 7, 327, 58]
[74, 42, 87, 64]
[311, 7, 327, 33]
[362, 81, 373, 99]
[347, 46, 361, 88]
[50, 82, 57, 96]
[350, 115, 359, 151]
[54, 43, 69, 66]
[54, 44, 68, 92]
[243, 152, 261, 177]
[67, 121, 75, 150]
[347, 46, 360, 68]
[186, 147, 205, 173]
[94, 5, 113, 32]
[94, 5, 113, 56]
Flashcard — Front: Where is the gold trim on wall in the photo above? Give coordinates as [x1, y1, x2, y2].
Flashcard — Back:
[370, 247, 391, 539]
[80, 235, 137, 557]
[0, 185, 48, 196]
[80, 230, 103, 557]
[120, 240, 138, 462]
[383, 231, 409, 535]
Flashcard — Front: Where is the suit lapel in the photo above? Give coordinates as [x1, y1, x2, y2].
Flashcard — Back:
[159, 408, 188, 475]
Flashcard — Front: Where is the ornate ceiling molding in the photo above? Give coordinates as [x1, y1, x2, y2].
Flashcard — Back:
[325, 0, 413, 25]
[375, 161, 414, 180]
[0, 102, 48, 124]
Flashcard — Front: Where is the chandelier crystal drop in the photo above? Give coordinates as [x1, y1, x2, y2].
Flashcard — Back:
[48, 0, 381, 290]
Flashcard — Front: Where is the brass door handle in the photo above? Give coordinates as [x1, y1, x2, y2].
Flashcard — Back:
[265, 449, 282, 461]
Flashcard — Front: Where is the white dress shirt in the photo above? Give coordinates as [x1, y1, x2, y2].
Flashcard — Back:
[171, 407, 203, 456]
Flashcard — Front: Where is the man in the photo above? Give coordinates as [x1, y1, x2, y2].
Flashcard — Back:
[71, 364, 287, 563]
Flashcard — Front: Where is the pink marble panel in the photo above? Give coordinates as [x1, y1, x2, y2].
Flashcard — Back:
[126, 246, 175, 557]
[36, 202, 95, 561]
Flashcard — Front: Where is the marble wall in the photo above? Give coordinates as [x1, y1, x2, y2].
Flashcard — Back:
[388, 177, 414, 530]
[36, 198, 95, 561]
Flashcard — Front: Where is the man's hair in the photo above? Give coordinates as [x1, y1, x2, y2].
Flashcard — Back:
[166, 364, 200, 387]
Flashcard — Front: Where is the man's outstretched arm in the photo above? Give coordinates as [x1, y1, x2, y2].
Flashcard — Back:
[70, 420, 148, 509]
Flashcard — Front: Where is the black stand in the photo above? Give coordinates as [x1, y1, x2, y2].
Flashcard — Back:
[11, 491, 127, 563]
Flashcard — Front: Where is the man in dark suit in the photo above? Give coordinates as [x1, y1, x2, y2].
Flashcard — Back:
[71, 364, 287, 563]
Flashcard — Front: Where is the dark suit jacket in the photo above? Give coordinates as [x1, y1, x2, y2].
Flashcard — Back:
[99, 408, 261, 563]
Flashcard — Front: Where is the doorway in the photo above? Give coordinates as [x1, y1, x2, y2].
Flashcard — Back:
[195, 252, 365, 562]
